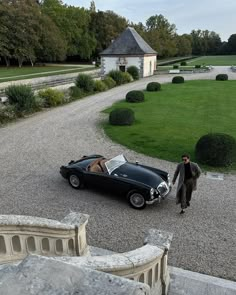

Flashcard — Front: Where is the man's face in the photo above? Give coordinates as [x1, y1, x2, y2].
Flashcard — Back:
[182, 157, 190, 164]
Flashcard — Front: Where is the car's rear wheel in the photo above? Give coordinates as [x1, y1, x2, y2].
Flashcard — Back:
[68, 174, 81, 189]
[128, 191, 146, 209]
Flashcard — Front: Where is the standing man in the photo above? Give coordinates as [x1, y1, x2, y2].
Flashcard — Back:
[172, 154, 201, 214]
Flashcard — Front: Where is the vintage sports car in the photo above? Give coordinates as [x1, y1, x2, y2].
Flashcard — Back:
[60, 154, 171, 209]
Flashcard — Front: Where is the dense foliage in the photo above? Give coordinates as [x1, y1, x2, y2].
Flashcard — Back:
[109, 108, 135, 125]
[126, 91, 144, 103]
[172, 76, 185, 84]
[195, 133, 236, 167]
[76, 74, 95, 92]
[127, 66, 140, 80]
[103, 77, 116, 89]
[5, 85, 36, 112]
[38, 88, 64, 107]
[94, 80, 108, 92]
[0, 0, 234, 66]
[216, 74, 228, 81]
[146, 82, 161, 91]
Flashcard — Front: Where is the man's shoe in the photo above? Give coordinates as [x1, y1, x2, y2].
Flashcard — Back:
[187, 202, 190, 207]
[180, 210, 185, 214]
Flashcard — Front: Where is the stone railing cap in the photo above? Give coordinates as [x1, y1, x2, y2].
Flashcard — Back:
[52, 244, 163, 272]
[61, 212, 89, 227]
[144, 229, 173, 251]
[0, 212, 89, 230]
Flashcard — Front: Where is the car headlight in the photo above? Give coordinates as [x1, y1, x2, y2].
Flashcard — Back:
[150, 188, 155, 198]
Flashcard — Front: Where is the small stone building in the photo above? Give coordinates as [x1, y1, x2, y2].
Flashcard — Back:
[100, 27, 157, 78]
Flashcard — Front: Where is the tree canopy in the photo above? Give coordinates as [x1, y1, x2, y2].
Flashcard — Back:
[0, 0, 234, 66]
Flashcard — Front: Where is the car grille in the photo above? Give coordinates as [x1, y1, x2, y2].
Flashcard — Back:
[157, 182, 169, 196]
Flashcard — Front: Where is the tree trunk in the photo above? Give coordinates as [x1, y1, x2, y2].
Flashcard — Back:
[4, 57, 10, 67]
[29, 57, 34, 67]
[18, 58, 23, 68]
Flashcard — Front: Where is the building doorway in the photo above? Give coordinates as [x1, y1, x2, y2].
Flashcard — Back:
[119, 65, 126, 72]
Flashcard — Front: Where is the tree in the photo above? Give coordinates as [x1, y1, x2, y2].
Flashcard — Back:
[42, 0, 96, 59]
[36, 14, 67, 62]
[144, 14, 177, 57]
[89, 10, 128, 58]
[0, 1, 12, 66]
[227, 34, 236, 54]
[0, 0, 42, 67]
[176, 34, 192, 56]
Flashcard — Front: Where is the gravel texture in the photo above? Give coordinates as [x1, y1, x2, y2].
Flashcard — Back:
[0, 67, 235, 281]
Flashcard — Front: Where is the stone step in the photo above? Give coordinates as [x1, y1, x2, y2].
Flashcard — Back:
[168, 266, 236, 295]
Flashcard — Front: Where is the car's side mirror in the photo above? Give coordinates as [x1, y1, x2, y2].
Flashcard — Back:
[135, 161, 139, 165]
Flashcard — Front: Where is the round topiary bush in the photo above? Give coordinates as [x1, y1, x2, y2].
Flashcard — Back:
[109, 108, 135, 125]
[146, 82, 161, 91]
[195, 133, 236, 167]
[180, 61, 187, 66]
[216, 74, 228, 81]
[172, 76, 184, 84]
[173, 65, 179, 69]
[75, 74, 95, 92]
[127, 66, 139, 80]
[126, 90, 144, 103]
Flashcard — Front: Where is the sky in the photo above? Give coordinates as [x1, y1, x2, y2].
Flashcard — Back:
[63, 0, 236, 41]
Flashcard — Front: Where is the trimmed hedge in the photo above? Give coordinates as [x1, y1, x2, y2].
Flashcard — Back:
[127, 66, 139, 80]
[195, 133, 236, 167]
[180, 61, 187, 66]
[38, 88, 64, 107]
[172, 76, 184, 84]
[126, 90, 144, 103]
[75, 74, 94, 92]
[103, 77, 116, 89]
[146, 82, 161, 92]
[216, 74, 228, 81]
[173, 65, 179, 69]
[195, 65, 201, 68]
[5, 85, 36, 112]
[109, 108, 135, 125]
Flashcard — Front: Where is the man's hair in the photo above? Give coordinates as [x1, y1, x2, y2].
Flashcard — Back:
[182, 154, 190, 159]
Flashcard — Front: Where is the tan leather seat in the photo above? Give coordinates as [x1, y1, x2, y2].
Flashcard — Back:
[89, 158, 103, 173]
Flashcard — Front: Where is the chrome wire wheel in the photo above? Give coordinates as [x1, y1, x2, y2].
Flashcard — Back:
[69, 174, 81, 189]
[129, 192, 146, 209]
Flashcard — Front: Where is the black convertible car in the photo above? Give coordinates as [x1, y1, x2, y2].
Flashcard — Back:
[60, 154, 171, 209]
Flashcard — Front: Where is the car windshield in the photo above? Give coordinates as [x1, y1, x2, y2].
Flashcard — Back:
[105, 154, 127, 174]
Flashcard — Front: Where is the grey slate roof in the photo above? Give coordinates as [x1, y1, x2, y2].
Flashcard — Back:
[100, 27, 157, 56]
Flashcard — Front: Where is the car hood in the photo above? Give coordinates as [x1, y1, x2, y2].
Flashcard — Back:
[112, 162, 164, 187]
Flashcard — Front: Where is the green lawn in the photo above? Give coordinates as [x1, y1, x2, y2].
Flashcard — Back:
[103, 80, 236, 171]
[0, 65, 95, 83]
[187, 55, 236, 66]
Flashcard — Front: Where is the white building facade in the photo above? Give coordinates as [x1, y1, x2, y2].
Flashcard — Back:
[100, 27, 157, 78]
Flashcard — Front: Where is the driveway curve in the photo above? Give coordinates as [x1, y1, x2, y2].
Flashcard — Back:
[0, 67, 236, 280]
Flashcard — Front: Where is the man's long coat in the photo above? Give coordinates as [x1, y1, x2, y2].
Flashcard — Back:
[172, 162, 201, 200]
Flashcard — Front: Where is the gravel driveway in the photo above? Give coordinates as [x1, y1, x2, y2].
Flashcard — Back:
[0, 67, 235, 281]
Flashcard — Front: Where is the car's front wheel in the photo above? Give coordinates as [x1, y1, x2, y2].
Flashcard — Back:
[68, 173, 82, 189]
[128, 191, 146, 209]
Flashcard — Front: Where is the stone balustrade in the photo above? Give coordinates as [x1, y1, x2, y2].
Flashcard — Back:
[0, 212, 173, 295]
[53, 229, 173, 295]
[0, 212, 89, 264]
